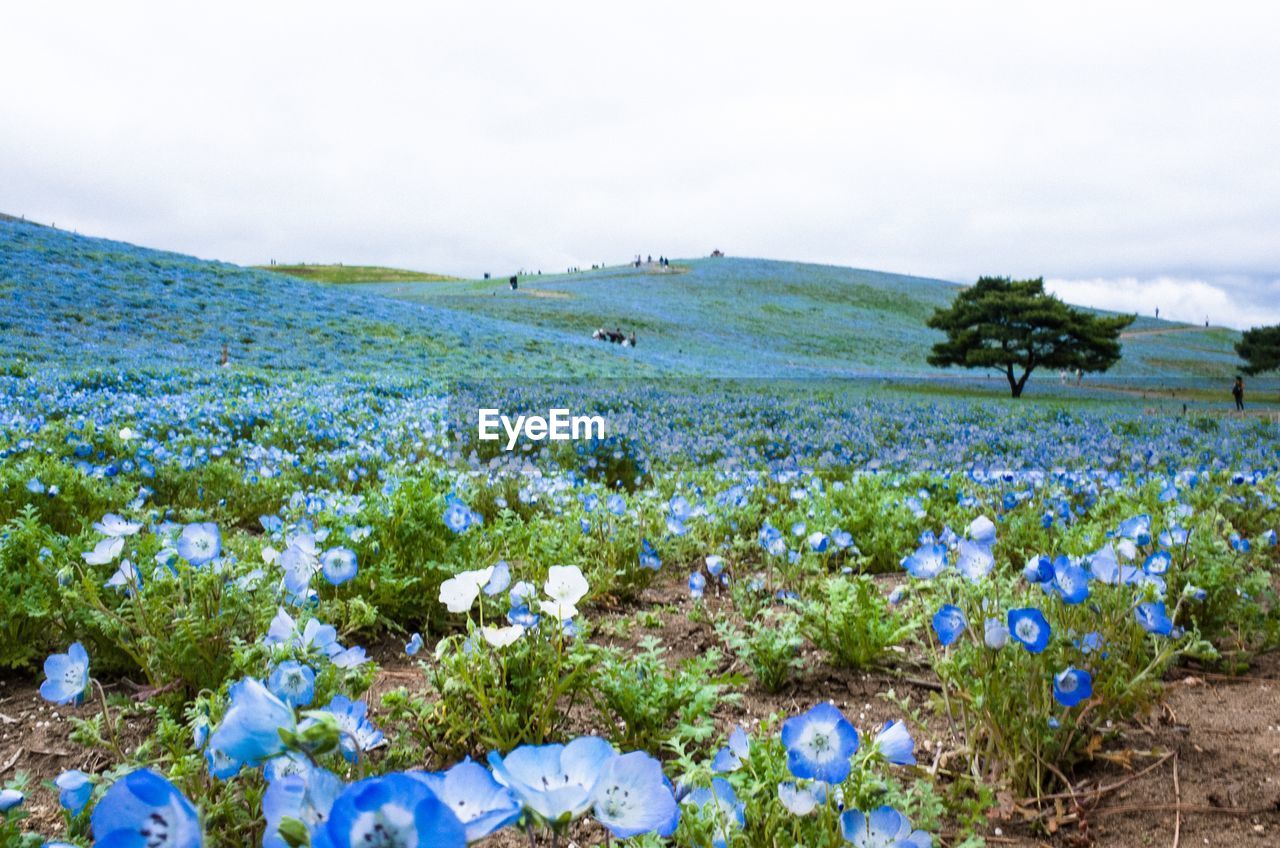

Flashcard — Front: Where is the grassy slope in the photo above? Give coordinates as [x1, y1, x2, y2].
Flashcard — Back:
[0, 220, 1262, 390]
[354, 259, 1252, 384]
[255, 264, 460, 283]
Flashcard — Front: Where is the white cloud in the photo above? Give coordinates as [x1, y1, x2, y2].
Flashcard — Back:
[1046, 277, 1280, 330]
[0, 0, 1278, 319]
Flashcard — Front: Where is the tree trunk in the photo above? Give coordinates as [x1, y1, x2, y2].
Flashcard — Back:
[1006, 365, 1032, 397]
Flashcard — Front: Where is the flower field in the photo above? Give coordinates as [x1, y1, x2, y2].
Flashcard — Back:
[1, 220, 1278, 847]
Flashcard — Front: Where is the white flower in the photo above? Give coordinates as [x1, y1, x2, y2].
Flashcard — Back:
[439, 566, 495, 614]
[541, 565, 589, 620]
[482, 625, 525, 648]
[1115, 538, 1138, 561]
[83, 536, 125, 565]
[544, 565, 588, 606]
[261, 545, 280, 565]
[118, 427, 139, 441]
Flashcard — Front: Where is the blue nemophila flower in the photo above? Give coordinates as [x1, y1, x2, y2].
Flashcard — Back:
[967, 515, 996, 546]
[1143, 550, 1171, 575]
[932, 604, 967, 647]
[40, 642, 89, 705]
[508, 580, 536, 607]
[807, 531, 830, 553]
[94, 513, 142, 537]
[55, 769, 93, 815]
[1088, 544, 1123, 584]
[312, 695, 385, 763]
[1024, 558, 1054, 584]
[606, 494, 626, 516]
[984, 617, 1009, 650]
[83, 535, 124, 565]
[405, 633, 424, 656]
[177, 522, 221, 567]
[640, 538, 661, 570]
[712, 726, 749, 773]
[591, 751, 680, 838]
[264, 752, 312, 783]
[873, 720, 916, 766]
[689, 571, 706, 599]
[320, 547, 357, 586]
[903, 543, 948, 579]
[207, 678, 295, 773]
[1135, 601, 1173, 635]
[313, 774, 465, 848]
[263, 767, 343, 848]
[267, 661, 316, 708]
[758, 523, 786, 556]
[839, 805, 930, 848]
[413, 758, 521, 842]
[507, 604, 539, 629]
[443, 498, 475, 534]
[0, 788, 23, 812]
[955, 539, 993, 582]
[780, 703, 860, 784]
[1053, 666, 1093, 707]
[1008, 608, 1051, 653]
[484, 560, 511, 595]
[705, 555, 726, 578]
[682, 778, 744, 848]
[778, 780, 827, 815]
[1051, 558, 1090, 605]
[488, 735, 616, 824]
[90, 769, 201, 848]
[1117, 514, 1152, 546]
[105, 559, 143, 593]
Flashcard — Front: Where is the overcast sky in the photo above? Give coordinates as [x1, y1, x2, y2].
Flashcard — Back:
[4, 2, 1279, 328]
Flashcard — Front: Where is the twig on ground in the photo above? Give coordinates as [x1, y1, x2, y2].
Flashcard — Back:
[1172, 752, 1181, 848]
[1034, 750, 1174, 806]
[1093, 801, 1279, 818]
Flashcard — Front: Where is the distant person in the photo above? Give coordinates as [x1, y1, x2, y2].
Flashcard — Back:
[220, 344, 229, 368]
[1232, 376, 1244, 412]
[509, 275, 518, 290]
[628, 332, 637, 347]
[1154, 307, 1159, 320]
[1075, 368, 1083, 386]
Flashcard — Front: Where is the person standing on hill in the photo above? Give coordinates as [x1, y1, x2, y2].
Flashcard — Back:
[1232, 376, 1244, 411]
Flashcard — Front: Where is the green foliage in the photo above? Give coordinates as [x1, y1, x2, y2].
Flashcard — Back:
[670, 718, 927, 848]
[359, 474, 474, 629]
[422, 622, 599, 756]
[716, 610, 806, 694]
[0, 507, 63, 668]
[798, 576, 914, 669]
[1235, 323, 1280, 375]
[927, 276, 1134, 396]
[593, 637, 743, 753]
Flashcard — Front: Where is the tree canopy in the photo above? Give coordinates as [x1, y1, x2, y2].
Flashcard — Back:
[927, 276, 1134, 397]
[1235, 324, 1280, 376]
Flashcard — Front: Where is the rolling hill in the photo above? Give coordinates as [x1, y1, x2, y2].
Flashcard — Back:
[0, 217, 1257, 390]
